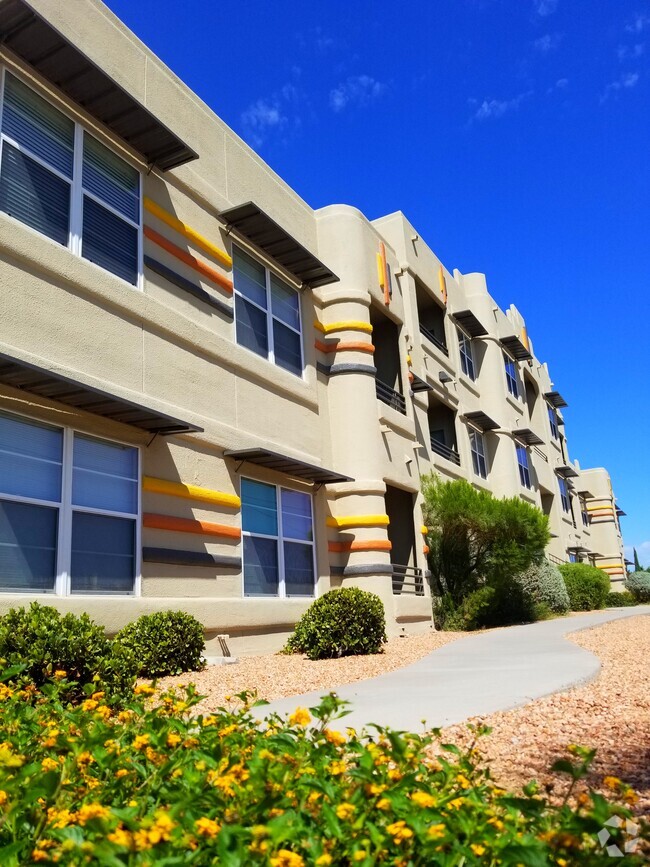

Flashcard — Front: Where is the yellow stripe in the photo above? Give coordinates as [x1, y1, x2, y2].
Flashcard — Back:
[313, 320, 373, 335]
[143, 476, 241, 508]
[144, 198, 232, 269]
[326, 515, 390, 528]
[421, 525, 428, 534]
[376, 252, 385, 288]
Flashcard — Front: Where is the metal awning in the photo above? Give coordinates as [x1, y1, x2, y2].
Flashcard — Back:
[555, 464, 579, 478]
[0, 353, 201, 435]
[463, 410, 499, 432]
[451, 310, 488, 337]
[616, 507, 626, 516]
[513, 428, 544, 446]
[576, 488, 593, 499]
[544, 390, 568, 408]
[567, 546, 590, 553]
[624, 558, 633, 566]
[220, 202, 338, 288]
[500, 334, 533, 361]
[223, 448, 352, 485]
[0, 0, 198, 171]
[410, 372, 433, 394]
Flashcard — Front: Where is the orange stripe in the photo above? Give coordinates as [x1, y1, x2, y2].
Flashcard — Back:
[144, 226, 233, 293]
[143, 513, 241, 539]
[328, 540, 392, 553]
[315, 340, 375, 354]
[423, 545, 430, 554]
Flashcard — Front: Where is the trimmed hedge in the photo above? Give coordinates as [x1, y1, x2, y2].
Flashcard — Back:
[625, 571, 650, 603]
[605, 590, 637, 607]
[285, 588, 386, 660]
[558, 563, 610, 611]
[115, 610, 206, 678]
[516, 558, 570, 613]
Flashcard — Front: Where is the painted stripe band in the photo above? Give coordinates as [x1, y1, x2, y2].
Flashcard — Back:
[326, 515, 390, 528]
[328, 540, 392, 553]
[143, 476, 241, 508]
[144, 257, 233, 318]
[342, 563, 394, 577]
[327, 363, 377, 377]
[315, 340, 375, 354]
[144, 226, 234, 292]
[143, 513, 241, 539]
[143, 547, 241, 569]
[144, 197, 232, 268]
[314, 320, 373, 334]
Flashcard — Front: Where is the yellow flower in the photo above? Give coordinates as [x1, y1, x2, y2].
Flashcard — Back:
[218, 724, 237, 738]
[365, 783, 386, 797]
[388, 768, 403, 781]
[252, 825, 268, 837]
[77, 803, 111, 825]
[96, 705, 112, 720]
[166, 733, 182, 748]
[471, 844, 486, 856]
[195, 817, 221, 838]
[335, 802, 356, 820]
[115, 769, 128, 779]
[376, 798, 391, 811]
[308, 791, 322, 804]
[132, 735, 150, 750]
[41, 757, 59, 772]
[411, 791, 436, 808]
[0, 790, 7, 806]
[47, 807, 74, 828]
[386, 820, 413, 844]
[448, 797, 465, 810]
[487, 817, 504, 831]
[0, 746, 24, 768]
[603, 776, 622, 790]
[324, 728, 346, 746]
[353, 852, 367, 861]
[258, 749, 274, 761]
[270, 849, 305, 867]
[456, 773, 471, 789]
[327, 760, 347, 776]
[201, 716, 217, 727]
[31, 850, 48, 862]
[128, 800, 138, 808]
[107, 827, 133, 848]
[289, 708, 311, 727]
[81, 699, 98, 712]
[315, 856, 333, 866]
[77, 752, 94, 766]
[428, 823, 445, 840]
[134, 684, 156, 696]
[53, 670, 67, 679]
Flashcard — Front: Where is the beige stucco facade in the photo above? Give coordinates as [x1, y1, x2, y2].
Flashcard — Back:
[0, 1, 628, 655]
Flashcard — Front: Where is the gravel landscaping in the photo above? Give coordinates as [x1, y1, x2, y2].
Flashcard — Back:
[158, 629, 462, 714]
[436, 614, 650, 817]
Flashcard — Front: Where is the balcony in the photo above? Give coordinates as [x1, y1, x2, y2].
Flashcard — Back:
[430, 436, 460, 465]
[392, 565, 425, 596]
[376, 379, 406, 414]
[419, 323, 449, 356]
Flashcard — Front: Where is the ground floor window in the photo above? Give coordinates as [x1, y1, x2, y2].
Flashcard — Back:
[0, 411, 139, 595]
[241, 478, 315, 597]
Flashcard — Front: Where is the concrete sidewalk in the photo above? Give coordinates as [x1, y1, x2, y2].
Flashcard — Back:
[254, 606, 650, 732]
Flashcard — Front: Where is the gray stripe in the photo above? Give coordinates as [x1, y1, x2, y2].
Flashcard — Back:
[328, 363, 377, 377]
[143, 547, 241, 570]
[329, 565, 345, 576]
[144, 256, 234, 319]
[343, 563, 394, 577]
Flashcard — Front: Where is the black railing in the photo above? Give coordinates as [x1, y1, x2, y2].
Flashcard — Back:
[419, 323, 449, 356]
[430, 437, 460, 465]
[392, 565, 425, 596]
[376, 379, 406, 415]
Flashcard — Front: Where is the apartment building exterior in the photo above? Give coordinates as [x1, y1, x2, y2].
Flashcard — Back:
[0, 0, 628, 655]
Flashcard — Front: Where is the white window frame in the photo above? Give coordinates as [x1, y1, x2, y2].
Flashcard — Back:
[0, 410, 141, 597]
[503, 352, 519, 398]
[516, 443, 532, 489]
[0, 66, 143, 289]
[457, 327, 476, 380]
[469, 428, 487, 479]
[241, 476, 316, 599]
[232, 244, 305, 379]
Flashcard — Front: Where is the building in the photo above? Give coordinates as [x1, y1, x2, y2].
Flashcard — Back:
[0, 0, 627, 655]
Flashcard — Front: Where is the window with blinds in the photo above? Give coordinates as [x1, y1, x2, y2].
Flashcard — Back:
[0, 71, 141, 286]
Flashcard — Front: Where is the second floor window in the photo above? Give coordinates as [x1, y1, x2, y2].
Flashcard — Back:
[504, 353, 518, 397]
[457, 328, 475, 380]
[0, 71, 141, 285]
[559, 477, 570, 513]
[516, 444, 532, 488]
[469, 429, 487, 478]
[548, 405, 559, 440]
[233, 247, 303, 376]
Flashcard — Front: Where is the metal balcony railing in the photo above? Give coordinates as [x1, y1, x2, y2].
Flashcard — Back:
[376, 379, 406, 415]
[419, 323, 449, 356]
[430, 437, 461, 465]
[547, 553, 567, 566]
[392, 565, 425, 596]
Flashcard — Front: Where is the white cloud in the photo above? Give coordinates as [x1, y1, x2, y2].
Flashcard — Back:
[601, 71, 640, 102]
[472, 90, 532, 121]
[618, 42, 645, 60]
[534, 0, 558, 16]
[534, 32, 563, 52]
[625, 13, 650, 33]
[547, 77, 569, 94]
[240, 99, 288, 147]
[329, 75, 386, 112]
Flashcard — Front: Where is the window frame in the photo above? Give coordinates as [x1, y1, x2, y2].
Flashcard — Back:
[503, 352, 519, 398]
[469, 428, 487, 479]
[232, 244, 305, 379]
[558, 476, 570, 513]
[241, 476, 316, 599]
[0, 409, 141, 597]
[547, 404, 559, 440]
[0, 65, 143, 289]
[457, 327, 476, 380]
[516, 443, 532, 489]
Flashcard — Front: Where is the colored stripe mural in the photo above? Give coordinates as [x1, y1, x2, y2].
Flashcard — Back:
[143, 198, 232, 268]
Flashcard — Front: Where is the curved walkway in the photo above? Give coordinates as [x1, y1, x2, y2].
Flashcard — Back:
[256, 606, 650, 732]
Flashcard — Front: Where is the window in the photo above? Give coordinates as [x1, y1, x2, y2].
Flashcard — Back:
[469, 429, 487, 479]
[457, 328, 475, 380]
[233, 246, 303, 376]
[558, 477, 570, 513]
[241, 478, 314, 597]
[504, 353, 518, 397]
[581, 500, 589, 527]
[568, 552, 577, 563]
[0, 71, 141, 285]
[516, 444, 532, 488]
[0, 412, 139, 594]
[548, 405, 559, 440]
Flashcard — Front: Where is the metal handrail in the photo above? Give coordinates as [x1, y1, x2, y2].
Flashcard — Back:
[533, 446, 548, 463]
[392, 564, 425, 596]
[547, 553, 567, 565]
[430, 437, 460, 465]
[419, 323, 449, 356]
[376, 379, 406, 415]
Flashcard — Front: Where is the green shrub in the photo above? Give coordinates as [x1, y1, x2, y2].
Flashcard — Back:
[437, 580, 539, 631]
[516, 558, 570, 613]
[605, 590, 637, 607]
[115, 610, 206, 678]
[0, 602, 136, 703]
[625, 570, 650, 603]
[559, 563, 610, 611]
[0, 681, 647, 865]
[285, 588, 386, 659]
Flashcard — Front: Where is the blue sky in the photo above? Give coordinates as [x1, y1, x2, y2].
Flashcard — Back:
[106, 0, 649, 562]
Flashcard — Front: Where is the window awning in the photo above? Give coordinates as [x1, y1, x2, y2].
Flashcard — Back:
[577, 487, 594, 499]
[220, 202, 339, 288]
[555, 463, 579, 478]
[616, 507, 626, 516]
[500, 335, 533, 361]
[463, 410, 499, 432]
[567, 546, 590, 553]
[544, 390, 568, 408]
[223, 448, 352, 485]
[0, 353, 201, 435]
[0, 0, 197, 171]
[513, 428, 544, 446]
[451, 310, 488, 337]
[409, 372, 433, 394]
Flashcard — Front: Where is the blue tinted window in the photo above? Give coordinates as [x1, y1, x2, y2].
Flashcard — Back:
[517, 445, 531, 488]
[0, 412, 62, 502]
[0, 501, 57, 592]
[242, 479, 277, 536]
[243, 536, 278, 596]
[70, 513, 135, 594]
